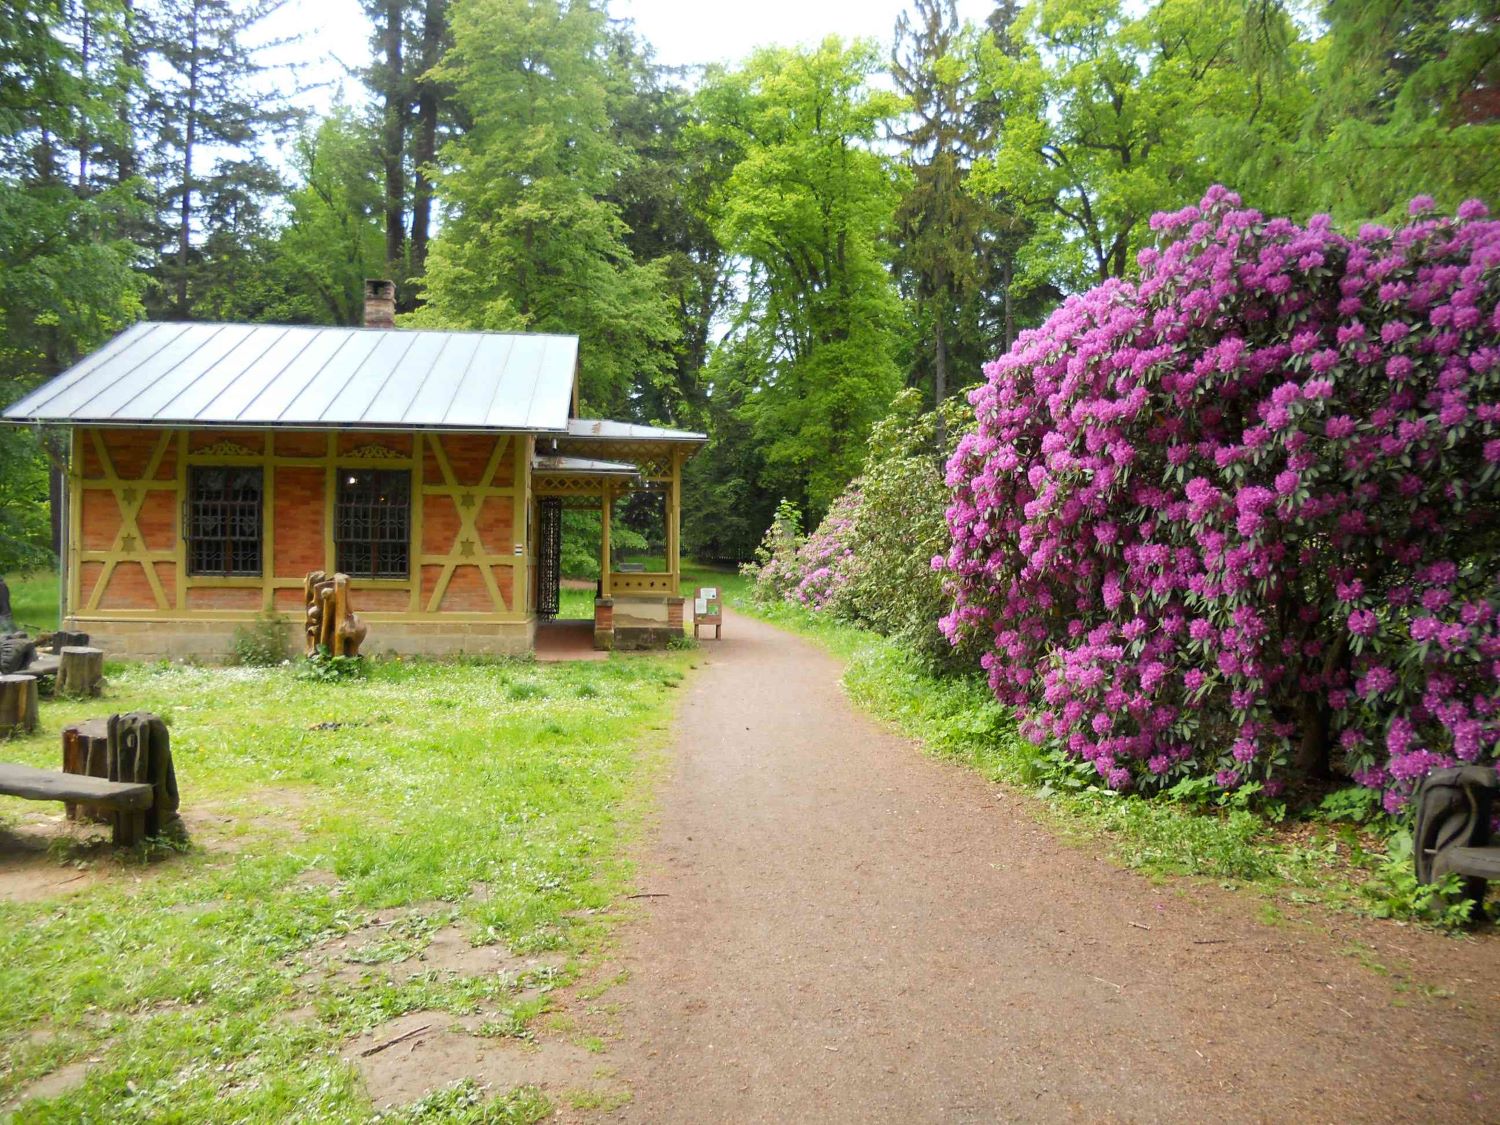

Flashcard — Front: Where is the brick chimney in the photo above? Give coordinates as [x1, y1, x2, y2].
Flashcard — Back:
[363, 279, 396, 328]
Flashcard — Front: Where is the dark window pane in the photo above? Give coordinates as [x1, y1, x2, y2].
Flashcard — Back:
[335, 469, 411, 579]
[187, 465, 262, 577]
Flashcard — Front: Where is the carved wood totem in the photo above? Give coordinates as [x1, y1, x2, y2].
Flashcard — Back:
[303, 571, 368, 658]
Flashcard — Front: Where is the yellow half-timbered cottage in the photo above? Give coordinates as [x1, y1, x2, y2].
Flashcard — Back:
[2, 284, 705, 659]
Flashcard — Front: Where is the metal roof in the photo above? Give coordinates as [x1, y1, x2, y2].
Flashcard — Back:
[2, 321, 580, 431]
[532, 455, 638, 475]
[565, 418, 706, 442]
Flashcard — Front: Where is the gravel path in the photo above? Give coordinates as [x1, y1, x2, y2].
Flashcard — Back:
[602, 611, 1499, 1123]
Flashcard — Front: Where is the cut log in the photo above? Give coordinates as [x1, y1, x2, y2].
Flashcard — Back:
[61, 718, 111, 821]
[56, 646, 104, 698]
[0, 673, 38, 735]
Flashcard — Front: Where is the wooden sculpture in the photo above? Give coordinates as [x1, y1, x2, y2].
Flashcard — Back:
[303, 571, 368, 658]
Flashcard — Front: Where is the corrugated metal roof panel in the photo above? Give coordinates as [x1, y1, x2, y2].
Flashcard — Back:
[2, 321, 581, 432]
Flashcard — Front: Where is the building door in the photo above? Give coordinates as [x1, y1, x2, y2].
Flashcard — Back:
[536, 497, 562, 619]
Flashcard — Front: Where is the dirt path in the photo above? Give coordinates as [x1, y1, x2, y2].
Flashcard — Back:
[596, 610, 1500, 1123]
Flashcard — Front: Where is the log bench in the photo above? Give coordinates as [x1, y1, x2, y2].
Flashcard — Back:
[1415, 765, 1500, 917]
[0, 761, 155, 845]
[0, 712, 179, 847]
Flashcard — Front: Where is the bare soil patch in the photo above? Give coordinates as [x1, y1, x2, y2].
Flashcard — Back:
[297, 906, 566, 988]
[0, 1061, 91, 1114]
[343, 1011, 615, 1110]
[0, 782, 324, 904]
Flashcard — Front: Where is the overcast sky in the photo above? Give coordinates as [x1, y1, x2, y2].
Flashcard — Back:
[279, 0, 1001, 113]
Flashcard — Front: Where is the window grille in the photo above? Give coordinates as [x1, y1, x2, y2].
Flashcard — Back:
[335, 469, 411, 579]
[187, 467, 263, 577]
[537, 497, 562, 619]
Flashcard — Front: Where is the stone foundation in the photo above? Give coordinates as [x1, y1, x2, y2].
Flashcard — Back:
[66, 616, 537, 662]
[595, 595, 685, 651]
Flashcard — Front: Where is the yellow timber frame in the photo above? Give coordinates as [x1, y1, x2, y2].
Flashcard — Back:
[68, 427, 535, 624]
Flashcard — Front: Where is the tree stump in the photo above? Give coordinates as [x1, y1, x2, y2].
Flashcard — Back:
[61, 712, 179, 842]
[0, 674, 38, 735]
[55, 646, 104, 698]
[62, 717, 111, 821]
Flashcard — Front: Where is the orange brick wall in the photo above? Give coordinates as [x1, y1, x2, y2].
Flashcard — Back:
[80, 490, 124, 551]
[186, 587, 261, 610]
[426, 433, 513, 487]
[136, 491, 176, 552]
[96, 562, 156, 609]
[276, 432, 325, 458]
[72, 426, 523, 621]
[274, 467, 326, 577]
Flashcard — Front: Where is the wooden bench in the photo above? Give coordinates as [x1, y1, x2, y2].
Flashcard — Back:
[1415, 765, 1500, 917]
[0, 761, 155, 845]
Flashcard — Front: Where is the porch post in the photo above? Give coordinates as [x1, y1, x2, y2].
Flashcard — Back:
[667, 449, 681, 588]
[600, 489, 612, 598]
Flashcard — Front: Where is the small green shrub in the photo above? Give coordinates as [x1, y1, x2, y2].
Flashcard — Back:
[296, 646, 366, 682]
[1360, 830, 1478, 929]
[231, 611, 290, 666]
[1316, 785, 1384, 825]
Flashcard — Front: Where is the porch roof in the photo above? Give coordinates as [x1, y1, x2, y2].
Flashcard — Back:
[531, 454, 639, 476]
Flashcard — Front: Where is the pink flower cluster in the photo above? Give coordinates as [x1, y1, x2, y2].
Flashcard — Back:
[939, 187, 1500, 810]
[789, 490, 860, 611]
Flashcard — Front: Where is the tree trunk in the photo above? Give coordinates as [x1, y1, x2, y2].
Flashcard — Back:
[382, 0, 407, 275]
[116, 0, 137, 184]
[77, 6, 91, 191]
[0, 675, 39, 736]
[1295, 692, 1332, 779]
[177, 1, 201, 318]
[409, 0, 443, 285]
[57, 646, 104, 698]
[1002, 256, 1015, 352]
[933, 305, 948, 451]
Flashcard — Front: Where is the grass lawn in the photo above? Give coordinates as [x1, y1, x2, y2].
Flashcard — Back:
[7, 569, 60, 632]
[0, 650, 692, 1120]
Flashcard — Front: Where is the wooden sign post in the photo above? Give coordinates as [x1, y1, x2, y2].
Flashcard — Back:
[692, 586, 722, 640]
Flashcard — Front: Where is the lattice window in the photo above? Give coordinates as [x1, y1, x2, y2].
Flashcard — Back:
[335, 469, 411, 579]
[187, 467, 263, 577]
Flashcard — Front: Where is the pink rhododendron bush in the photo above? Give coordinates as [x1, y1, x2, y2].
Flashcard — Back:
[938, 188, 1500, 812]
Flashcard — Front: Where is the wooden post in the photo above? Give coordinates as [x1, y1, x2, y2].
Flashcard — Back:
[667, 450, 681, 589]
[55, 646, 104, 697]
[600, 490, 612, 598]
[0, 674, 38, 735]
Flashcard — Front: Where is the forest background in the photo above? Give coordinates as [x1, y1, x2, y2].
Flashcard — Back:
[1, 0, 1496, 574]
